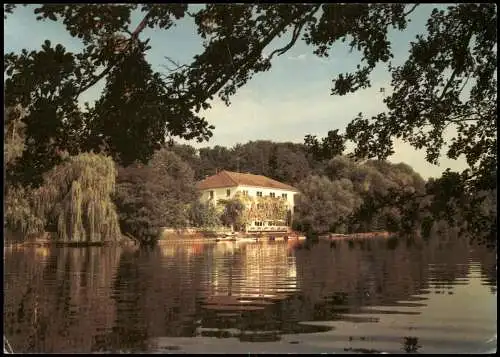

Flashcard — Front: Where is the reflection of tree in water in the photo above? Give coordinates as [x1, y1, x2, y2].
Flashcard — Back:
[312, 292, 350, 320]
[196, 294, 333, 342]
[295, 237, 474, 315]
[5, 237, 494, 353]
[102, 248, 150, 353]
[386, 236, 399, 250]
[4, 247, 121, 353]
[469, 244, 497, 291]
[99, 244, 209, 352]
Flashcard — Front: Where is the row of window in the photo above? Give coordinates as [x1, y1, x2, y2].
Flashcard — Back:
[209, 190, 288, 199]
[254, 221, 286, 227]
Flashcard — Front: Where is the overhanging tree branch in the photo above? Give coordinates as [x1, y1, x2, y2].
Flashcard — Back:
[268, 18, 308, 59]
[436, 28, 474, 103]
[403, 4, 419, 17]
[74, 9, 154, 99]
[190, 5, 321, 106]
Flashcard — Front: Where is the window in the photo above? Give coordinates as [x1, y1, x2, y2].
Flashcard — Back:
[282, 193, 287, 199]
[209, 191, 214, 199]
[254, 221, 263, 226]
[226, 189, 231, 197]
[243, 190, 249, 196]
[269, 192, 275, 198]
[256, 191, 262, 197]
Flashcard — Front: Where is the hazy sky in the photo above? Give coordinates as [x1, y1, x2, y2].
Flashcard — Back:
[4, 4, 468, 179]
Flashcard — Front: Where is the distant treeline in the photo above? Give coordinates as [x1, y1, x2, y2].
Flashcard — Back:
[4, 137, 496, 246]
[167, 140, 496, 243]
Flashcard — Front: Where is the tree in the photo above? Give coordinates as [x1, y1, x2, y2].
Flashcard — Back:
[344, 5, 496, 192]
[198, 145, 236, 179]
[5, 4, 496, 243]
[4, 4, 213, 186]
[188, 201, 221, 229]
[232, 141, 276, 177]
[4, 185, 46, 237]
[270, 144, 311, 184]
[149, 148, 198, 207]
[114, 149, 198, 245]
[294, 175, 362, 234]
[168, 143, 201, 176]
[114, 164, 169, 245]
[5, 152, 122, 243]
[218, 197, 245, 231]
[304, 130, 345, 162]
[4, 105, 26, 168]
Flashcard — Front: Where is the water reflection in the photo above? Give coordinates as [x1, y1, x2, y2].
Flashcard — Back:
[3, 238, 497, 354]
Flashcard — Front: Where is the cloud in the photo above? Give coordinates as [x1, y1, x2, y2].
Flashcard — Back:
[287, 53, 307, 61]
[389, 138, 468, 180]
[201, 79, 388, 141]
[5, 5, 469, 180]
[314, 57, 329, 64]
[186, 81, 468, 180]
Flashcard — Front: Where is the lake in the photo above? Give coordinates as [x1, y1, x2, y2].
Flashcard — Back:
[3, 238, 497, 354]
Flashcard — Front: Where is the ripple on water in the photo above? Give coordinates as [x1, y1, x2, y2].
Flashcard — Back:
[3, 240, 497, 353]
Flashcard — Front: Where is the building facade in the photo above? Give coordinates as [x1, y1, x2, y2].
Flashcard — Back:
[196, 170, 299, 233]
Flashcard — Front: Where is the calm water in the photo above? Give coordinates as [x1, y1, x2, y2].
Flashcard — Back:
[4, 238, 497, 354]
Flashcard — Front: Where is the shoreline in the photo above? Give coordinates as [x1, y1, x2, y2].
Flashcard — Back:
[4, 233, 307, 248]
[318, 231, 396, 241]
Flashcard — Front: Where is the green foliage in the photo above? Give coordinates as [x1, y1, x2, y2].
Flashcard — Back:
[304, 130, 345, 162]
[188, 201, 221, 229]
[218, 197, 245, 230]
[4, 106, 26, 167]
[238, 193, 288, 225]
[42, 153, 121, 243]
[270, 144, 312, 184]
[114, 148, 198, 245]
[194, 141, 311, 185]
[197, 145, 236, 179]
[293, 155, 429, 235]
[4, 4, 496, 244]
[295, 175, 362, 234]
[4, 185, 46, 235]
[343, 4, 496, 192]
[5, 152, 121, 242]
[4, 4, 213, 185]
[114, 164, 167, 245]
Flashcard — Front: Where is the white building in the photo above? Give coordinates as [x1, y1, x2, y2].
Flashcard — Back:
[196, 170, 299, 233]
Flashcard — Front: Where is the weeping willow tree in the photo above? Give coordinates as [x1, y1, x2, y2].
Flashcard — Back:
[45, 153, 121, 242]
[4, 185, 46, 236]
[6, 152, 122, 243]
[4, 105, 26, 167]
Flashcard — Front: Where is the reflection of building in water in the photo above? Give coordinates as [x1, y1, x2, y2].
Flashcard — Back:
[195, 243, 329, 341]
[237, 243, 297, 297]
[205, 242, 298, 301]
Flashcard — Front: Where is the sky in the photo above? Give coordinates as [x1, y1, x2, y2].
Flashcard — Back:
[4, 4, 469, 179]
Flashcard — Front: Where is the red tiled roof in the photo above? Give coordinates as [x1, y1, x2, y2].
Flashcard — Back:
[196, 170, 298, 192]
